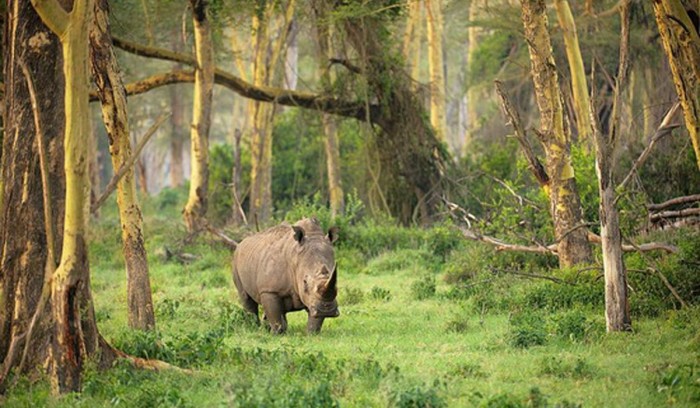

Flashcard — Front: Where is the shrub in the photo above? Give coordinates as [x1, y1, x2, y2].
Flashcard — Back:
[508, 311, 547, 348]
[551, 309, 604, 342]
[339, 286, 364, 305]
[392, 383, 446, 408]
[369, 286, 392, 302]
[444, 313, 470, 334]
[363, 248, 438, 275]
[449, 362, 487, 378]
[539, 356, 595, 379]
[652, 363, 700, 405]
[411, 275, 437, 300]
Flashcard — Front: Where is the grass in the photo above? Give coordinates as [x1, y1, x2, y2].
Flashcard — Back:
[2, 195, 699, 407]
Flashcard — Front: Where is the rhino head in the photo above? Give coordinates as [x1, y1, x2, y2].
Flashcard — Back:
[292, 219, 340, 320]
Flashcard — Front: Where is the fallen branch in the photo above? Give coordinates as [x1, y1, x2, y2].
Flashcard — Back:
[647, 194, 700, 212]
[649, 208, 700, 222]
[203, 220, 238, 249]
[587, 231, 678, 253]
[91, 113, 168, 214]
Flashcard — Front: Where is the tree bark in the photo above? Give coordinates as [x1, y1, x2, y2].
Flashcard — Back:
[592, 0, 632, 332]
[248, 0, 296, 224]
[89, 0, 155, 331]
[554, 0, 592, 143]
[652, 0, 700, 169]
[314, 0, 344, 217]
[0, 0, 65, 383]
[402, 0, 423, 83]
[466, 0, 482, 149]
[520, 0, 593, 267]
[425, 0, 447, 143]
[183, 0, 215, 233]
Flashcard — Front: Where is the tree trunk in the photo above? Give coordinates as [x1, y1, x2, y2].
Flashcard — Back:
[231, 128, 246, 225]
[652, 0, 700, 169]
[89, 0, 156, 331]
[403, 0, 423, 83]
[248, 0, 296, 224]
[183, 0, 215, 233]
[592, 0, 632, 332]
[466, 0, 482, 149]
[425, 0, 447, 143]
[520, 0, 593, 267]
[554, 0, 592, 143]
[314, 0, 345, 217]
[0, 0, 66, 382]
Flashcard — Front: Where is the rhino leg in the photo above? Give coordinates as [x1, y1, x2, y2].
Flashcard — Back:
[260, 293, 288, 334]
[306, 316, 325, 334]
[233, 268, 260, 324]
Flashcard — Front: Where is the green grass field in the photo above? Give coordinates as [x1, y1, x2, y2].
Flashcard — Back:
[3, 197, 699, 407]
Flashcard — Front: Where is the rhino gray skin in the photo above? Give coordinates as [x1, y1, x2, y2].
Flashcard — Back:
[232, 218, 339, 334]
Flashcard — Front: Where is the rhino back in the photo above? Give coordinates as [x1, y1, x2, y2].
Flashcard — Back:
[233, 225, 297, 301]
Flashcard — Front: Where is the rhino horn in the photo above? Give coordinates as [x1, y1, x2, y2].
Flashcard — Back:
[322, 264, 338, 299]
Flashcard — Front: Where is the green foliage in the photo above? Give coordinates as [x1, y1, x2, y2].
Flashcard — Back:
[471, 387, 581, 408]
[391, 383, 446, 408]
[550, 309, 604, 343]
[538, 356, 596, 380]
[208, 143, 234, 224]
[339, 286, 364, 306]
[363, 248, 438, 275]
[444, 312, 470, 334]
[467, 30, 515, 88]
[449, 362, 487, 379]
[369, 286, 392, 302]
[508, 311, 548, 348]
[516, 272, 604, 312]
[411, 274, 437, 300]
[651, 363, 700, 405]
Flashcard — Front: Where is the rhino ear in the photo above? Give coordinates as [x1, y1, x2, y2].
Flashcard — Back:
[327, 226, 339, 245]
[292, 226, 305, 243]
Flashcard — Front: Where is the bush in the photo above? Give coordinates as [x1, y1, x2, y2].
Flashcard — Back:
[369, 286, 392, 302]
[411, 275, 437, 300]
[363, 249, 439, 275]
[539, 356, 595, 379]
[652, 363, 700, 405]
[339, 287, 364, 305]
[508, 311, 547, 348]
[550, 309, 604, 342]
[392, 383, 446, 408]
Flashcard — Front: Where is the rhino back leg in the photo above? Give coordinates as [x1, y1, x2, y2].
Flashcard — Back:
[260, 293, 288, 334]
[233, 266, 260, 324]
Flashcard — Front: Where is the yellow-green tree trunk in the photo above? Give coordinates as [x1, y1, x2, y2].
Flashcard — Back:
[652, 0, 700, 169]
[314, 0, 344, 217]
[183, 0, 215, 232]
[90, 0, 155, 331]
[554, 0, 592, 143]
[425, 0, 447, 143]
[520, 0, 593, 268]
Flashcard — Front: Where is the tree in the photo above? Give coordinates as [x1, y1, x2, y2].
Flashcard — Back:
[183, 0, 215, 233]
[652, 0, 700, 169]
[248, 0, 296, 223]
[425, 0, 447, 143]
[89, 0, 156, 331]
[591, 1, 633, 332]
[313, 0, 344, 217]
[520, 0, 593, 267]
[554, 0, 592, 143]
[1, 0, 67, 389]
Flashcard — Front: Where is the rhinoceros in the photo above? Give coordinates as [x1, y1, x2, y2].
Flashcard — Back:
[232, 217, 340, 334]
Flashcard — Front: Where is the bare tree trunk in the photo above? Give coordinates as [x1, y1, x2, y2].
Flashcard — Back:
[652, 0, 700, 169]
[403, 0, 423, 83]
[89, 117, 101, 216]
[520, 0, 593, 267]
[169, 83, 186, 188]
[466, 0, 482, 149]
[248, 0, 296, 224]
[425, 0, 447, 143]
[592, 0, 632, 332]
[89, 0, 155, 331]
[183, 0, 215, 233]
[231, 128, 246, 225]
[0, 0, 66, 381]
[554, 0, 592, 143]
[314, 0, 344, 217]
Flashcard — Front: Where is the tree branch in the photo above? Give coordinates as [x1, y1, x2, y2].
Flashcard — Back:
[649, 208, 700, 222]
[494, 80, 550, 188]
[30, 0, 69, 36]
[111, 36, 379, 122]
[647, 194, 700, 211]
[91, 113, 168, 214]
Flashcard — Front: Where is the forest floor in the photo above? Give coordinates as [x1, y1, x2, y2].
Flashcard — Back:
[3, 193, 699, 407]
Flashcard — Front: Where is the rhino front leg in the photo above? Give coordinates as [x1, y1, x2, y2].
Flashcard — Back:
[306, 316, 325, 334]
[260, 293, 288, 334]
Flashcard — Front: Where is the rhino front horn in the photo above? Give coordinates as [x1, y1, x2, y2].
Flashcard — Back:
[323, 264, 338, 299]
